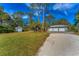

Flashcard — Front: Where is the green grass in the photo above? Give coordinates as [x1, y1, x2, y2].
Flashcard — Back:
[0, 31, 48, 56]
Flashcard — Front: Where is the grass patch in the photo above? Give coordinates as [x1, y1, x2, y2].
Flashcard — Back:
[0, 31, 48, 56]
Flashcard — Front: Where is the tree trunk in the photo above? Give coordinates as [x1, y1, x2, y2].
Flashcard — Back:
[42, 6, 45, 31]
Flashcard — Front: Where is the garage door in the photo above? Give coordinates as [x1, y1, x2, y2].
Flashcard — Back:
[59, 28, 66, 32]
[48, 28, 67, 32]
[52, 28, 59, 32]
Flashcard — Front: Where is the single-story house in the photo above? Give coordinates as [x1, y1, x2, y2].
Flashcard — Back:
[48, 25, 68, 32]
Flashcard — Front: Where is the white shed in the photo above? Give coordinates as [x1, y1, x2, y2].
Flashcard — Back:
[48, 25, 68, 32]
[15, 26, 23, 32]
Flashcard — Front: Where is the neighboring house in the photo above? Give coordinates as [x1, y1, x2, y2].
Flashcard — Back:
[48, 25, 68, 32]
[15, 26, 23, 32]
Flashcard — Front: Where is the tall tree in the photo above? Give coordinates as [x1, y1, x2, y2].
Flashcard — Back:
[75, 11, 79, 32]
[27, 3, 54, 31]
[12, 11, 25, 27]
[30, 3, 49, 31]
[27, 12, 34, 27]
[55, 18, 69, 25]
[46, 14, 55, 26]
[0, 6, 4, 12]
[76, 11, 79, 22]
[0, 6, 11, 25]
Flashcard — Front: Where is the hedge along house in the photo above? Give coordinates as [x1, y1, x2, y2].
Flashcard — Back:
[48, 25, 68, 32]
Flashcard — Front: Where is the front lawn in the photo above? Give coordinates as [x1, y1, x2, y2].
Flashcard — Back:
[0, 32, 48, 56]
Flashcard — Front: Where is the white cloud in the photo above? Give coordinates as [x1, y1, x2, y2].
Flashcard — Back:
[53, 3, 76, 16]
[53, 3, 76, 10]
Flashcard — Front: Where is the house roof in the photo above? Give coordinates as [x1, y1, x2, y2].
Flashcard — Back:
[50, 25, 68, 28]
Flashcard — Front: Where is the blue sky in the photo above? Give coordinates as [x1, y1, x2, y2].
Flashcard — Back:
[0, 3, 79, 24]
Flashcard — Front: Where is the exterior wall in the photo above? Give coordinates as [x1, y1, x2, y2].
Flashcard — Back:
[15, 26, 22, 32]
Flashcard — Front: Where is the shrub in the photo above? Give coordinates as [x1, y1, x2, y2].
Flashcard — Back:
[0, 25, 14, 33]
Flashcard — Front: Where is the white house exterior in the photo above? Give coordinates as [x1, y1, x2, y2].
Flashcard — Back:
[15, 26, 23, 32]
[48, 25, 68, 32]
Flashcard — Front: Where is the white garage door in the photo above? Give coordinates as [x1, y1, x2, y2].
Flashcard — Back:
[59, 28, 66, 32]
[52, 28, 59, 32]
[48, 27, 67, 32]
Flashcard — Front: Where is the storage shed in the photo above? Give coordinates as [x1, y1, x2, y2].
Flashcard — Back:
[15, 26, 23, 32]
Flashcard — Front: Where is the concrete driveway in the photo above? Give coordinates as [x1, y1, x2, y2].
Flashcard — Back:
[37, 33, 79, 56]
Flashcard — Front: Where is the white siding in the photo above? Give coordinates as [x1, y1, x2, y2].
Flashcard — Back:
[15, 26, 22, 32]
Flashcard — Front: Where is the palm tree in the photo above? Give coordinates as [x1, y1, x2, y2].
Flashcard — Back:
[28, 3, 42, 30]
[46, 14, 55, 26]
[28, 3, 52, 31]
[30, 3, 49, 31]
[27, 12, 34, 25]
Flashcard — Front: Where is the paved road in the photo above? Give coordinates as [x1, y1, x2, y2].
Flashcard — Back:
[37, 33, 79, 56]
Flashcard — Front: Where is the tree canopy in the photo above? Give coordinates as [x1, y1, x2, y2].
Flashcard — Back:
[55, 18, 69, 25]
